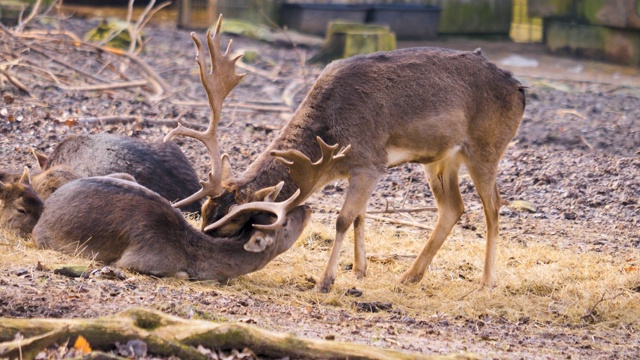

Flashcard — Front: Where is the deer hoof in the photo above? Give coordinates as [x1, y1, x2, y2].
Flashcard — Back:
[481, 278, 496, 289]
[354, 269, 366, 279]
[398, 271, 422, 284]
[317, 277, 335, 293]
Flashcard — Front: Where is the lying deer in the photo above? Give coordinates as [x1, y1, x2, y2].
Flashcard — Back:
[30, 19, 312, 281]
[0, 166, 137, 236]
[0, 168, 43, 237]
[32, 176, 310, 280]
[167, 16, 526, 292]
[33, 133, 203, 213]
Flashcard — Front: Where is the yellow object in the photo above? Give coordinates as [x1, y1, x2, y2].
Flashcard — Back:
[511, 0, 543, 43]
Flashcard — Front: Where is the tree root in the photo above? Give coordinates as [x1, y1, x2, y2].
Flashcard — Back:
[0, 308, 477, 360]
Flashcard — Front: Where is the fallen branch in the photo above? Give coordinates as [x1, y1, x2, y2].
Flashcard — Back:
[172, 100, 292, 113]
[367, 206, 438, 214]
[365, 214, 433, 230]
[581, 292, 626, 323]
[51, 116, 207, 131]
[58, 80, 148, 92]
[0, 308, 475, 360]
[0, 69, 33, 96]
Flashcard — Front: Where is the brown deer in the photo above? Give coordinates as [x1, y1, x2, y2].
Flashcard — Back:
[0, 165, 138, 237]
[33, 133, 203, 213]
[167, 16, 526, 292]
[0, 168, 43, 238]
[30, 18, 314, 281]
[32, 175, 310, 280]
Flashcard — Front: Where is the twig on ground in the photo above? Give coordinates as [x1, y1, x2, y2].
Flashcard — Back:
[367, 207, 438, 214]
[581, 292, 626, 323]
[172, 100, 292, 113]
[0, 69, 33, 96]
[365, 214, 433, 230]
[58, 80, 148, 92]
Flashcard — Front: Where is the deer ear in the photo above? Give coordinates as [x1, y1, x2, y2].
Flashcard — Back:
[252, 181, 284, 202]
[244, 231, 274, 253]
[31, 149, 48, 170]
[19, 167, 32, 185]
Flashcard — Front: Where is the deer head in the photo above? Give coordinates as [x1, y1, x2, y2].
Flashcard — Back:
[0, 167, 43, 237]
[164, 15, 333, 234]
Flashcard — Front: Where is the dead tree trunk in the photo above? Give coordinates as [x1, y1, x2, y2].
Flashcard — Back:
[0, 308, 477, 360]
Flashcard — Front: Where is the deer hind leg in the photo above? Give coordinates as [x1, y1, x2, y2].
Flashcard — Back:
[465, 161, 501, 287]
[400, 157, 464, 284]
[317, 170, 381, 293]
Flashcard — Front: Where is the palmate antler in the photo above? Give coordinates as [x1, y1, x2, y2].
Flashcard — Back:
[204, 137, 350, 231]
[272, 136, 351, 204]
[164, 14, 244, 208]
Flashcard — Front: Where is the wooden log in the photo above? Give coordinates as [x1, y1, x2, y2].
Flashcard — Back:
[0, 308, 478, 360]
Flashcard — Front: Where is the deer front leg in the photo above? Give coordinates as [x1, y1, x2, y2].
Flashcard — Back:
[318, 171, 381, 293]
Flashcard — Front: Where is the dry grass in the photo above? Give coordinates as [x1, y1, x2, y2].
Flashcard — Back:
[226, 218, 640, 328]
[1, 216, 638, 328]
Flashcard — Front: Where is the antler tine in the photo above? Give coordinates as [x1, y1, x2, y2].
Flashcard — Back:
[204, 187, 302, 232]
[164, 14, 244, 207]
[271, 137, 351, 207]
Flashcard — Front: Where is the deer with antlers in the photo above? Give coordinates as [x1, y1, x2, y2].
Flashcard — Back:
[30, 17, 311, 281]
[166, 16, 525, 292]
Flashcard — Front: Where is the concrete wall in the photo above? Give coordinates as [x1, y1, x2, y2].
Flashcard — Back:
[268, 0, 513, 34]
[529, 0, 640, 65]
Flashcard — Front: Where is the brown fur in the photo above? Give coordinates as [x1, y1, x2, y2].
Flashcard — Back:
[41, 134, 202, 213]
[202, 47, 526, 291]
[32, 177, 311, 281]
[0, 181, 43, 237]
[31, 165, 80, 200]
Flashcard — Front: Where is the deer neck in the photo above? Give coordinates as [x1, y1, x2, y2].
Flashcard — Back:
[237, 110, 329, 200]
[189, 229, 283, 281]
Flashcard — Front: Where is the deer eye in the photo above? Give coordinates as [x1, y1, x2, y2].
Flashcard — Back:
[17, 208, 27, 215]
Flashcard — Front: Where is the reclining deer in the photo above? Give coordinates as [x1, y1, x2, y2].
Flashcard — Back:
[0, 168, 43, 238]
[167, 16, 526, 292]
[30, 21, 312, 280]
[32, 133, 203, 214]
[0, 166, 136, 236]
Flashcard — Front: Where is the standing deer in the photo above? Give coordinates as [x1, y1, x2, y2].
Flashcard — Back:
[168, 16, 526, 292]
[33, 133, 203, 213]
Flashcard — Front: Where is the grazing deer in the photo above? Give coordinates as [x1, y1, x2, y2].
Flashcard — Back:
[167, 16, 526, 292]
[0, 168, 43, 237]
[34, 133, 202, 213]
[32, 176, 310, 280]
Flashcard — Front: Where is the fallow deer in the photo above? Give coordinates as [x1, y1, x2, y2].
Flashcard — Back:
[30, 17, 314, 281]
[33, 133, 202, 213]
[0, 165, 138, 236]
[167, 16, 526, 292]
[32, 175, 310, 280]
[0, 168, 43, 238]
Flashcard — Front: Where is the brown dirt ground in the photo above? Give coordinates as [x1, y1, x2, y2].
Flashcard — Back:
[1, 13, 639, 360]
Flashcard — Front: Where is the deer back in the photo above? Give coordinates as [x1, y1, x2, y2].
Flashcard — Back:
[32, 176, 310, 281]
[31, 164, 80, 200]
[268, 47, 524, 174]
[0, 181, 43, 237]
[43, 134, 202, 213]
